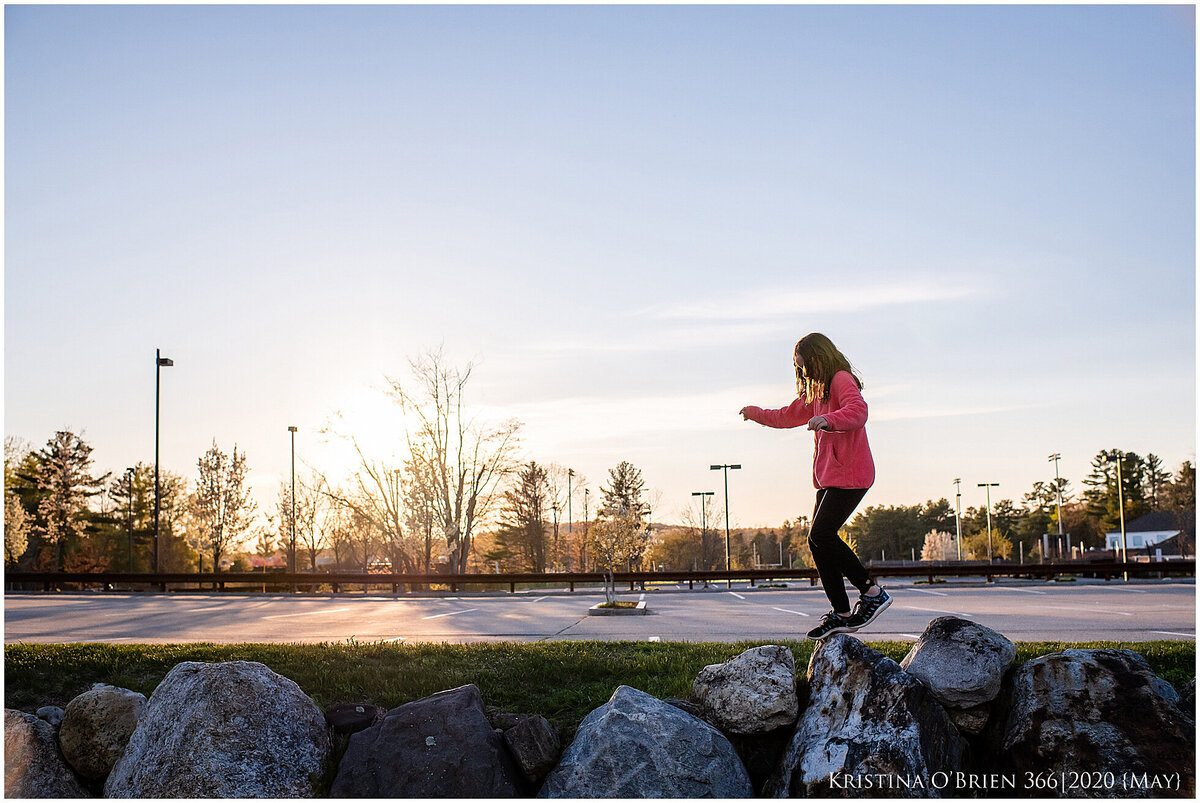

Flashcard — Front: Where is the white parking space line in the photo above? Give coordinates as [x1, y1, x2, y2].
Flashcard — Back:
[185, 607, 228, 612]
[529, 597, 548, 603]
[1105, 587, 1148, 593]
[727, 592, 746, 600]
[639, 593, 646, 601]
[772, 607, 811, 617]
[899, 606, 973, 618]
[907, 588, 948, 596]
[995, 588, 1047, 594]
[421, 608, 479, 620]
[899, 634, 921, 639]
[379, 636, 406, 643]
[1150, 631, 1195, 638]
[261, 607, 353, 619]
[648, 636, 661, 642]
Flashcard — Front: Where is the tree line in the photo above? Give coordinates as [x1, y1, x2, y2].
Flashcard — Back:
[4, 349, 1194, 575]
[3, 350, 655, 577]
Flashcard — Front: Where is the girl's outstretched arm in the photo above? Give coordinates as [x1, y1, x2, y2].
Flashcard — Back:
[740, 397, 813, 428]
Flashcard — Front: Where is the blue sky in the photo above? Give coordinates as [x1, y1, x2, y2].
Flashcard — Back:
[5, 4, 1195, 529]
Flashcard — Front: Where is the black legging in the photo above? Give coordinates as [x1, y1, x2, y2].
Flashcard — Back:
[808, 487, 872, 613]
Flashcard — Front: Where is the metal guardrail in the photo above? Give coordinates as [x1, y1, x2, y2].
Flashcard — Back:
[3, 560, 1193, 594]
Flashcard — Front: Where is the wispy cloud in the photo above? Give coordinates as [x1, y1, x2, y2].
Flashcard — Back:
[531, 320, 790, 353]
[640, 278, 984, 321]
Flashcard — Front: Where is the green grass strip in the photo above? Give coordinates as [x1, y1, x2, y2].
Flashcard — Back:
[5, 640, 1194, 738]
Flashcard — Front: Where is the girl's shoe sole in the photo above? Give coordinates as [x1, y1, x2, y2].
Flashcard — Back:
[807, 620, 862, 640]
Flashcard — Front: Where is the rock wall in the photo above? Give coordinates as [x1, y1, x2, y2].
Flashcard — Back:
[4, 619, 1194, 798]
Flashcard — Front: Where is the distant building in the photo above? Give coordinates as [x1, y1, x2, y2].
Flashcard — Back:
[1105, 510, 1195, 556]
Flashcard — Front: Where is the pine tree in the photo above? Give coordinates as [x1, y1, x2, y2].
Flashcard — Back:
[33, 430, 110, 570]
[599, 461, 649, 520]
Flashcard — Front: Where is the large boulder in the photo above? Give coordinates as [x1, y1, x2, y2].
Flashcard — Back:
[692, 645, 799, 735]
[765, 634, 965, 798]
[987, 648, 1195, 797]
[539, 685, 753, 798]
[58, 684, 147, 780]
[103, 661, 331, 798]
[4, 709, 88, 798]
[899, 616, 1016, 734]
[330, 684, 525, 797]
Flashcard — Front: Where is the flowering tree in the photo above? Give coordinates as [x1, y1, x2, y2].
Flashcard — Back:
[920, 529, 957, 561]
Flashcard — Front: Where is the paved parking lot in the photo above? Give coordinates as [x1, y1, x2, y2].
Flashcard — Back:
[4, 578, 1193, 644]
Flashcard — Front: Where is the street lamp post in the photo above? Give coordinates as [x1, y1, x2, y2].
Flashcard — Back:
[710, 464, 741, 581]
[977, 482, 999, 562]
[1048, 453, 1068, 557]
[154, 349, 173, 575]
[126, 468, 135, 572]
[582, 487, 589, 571]
[953, 478, 963, 560]
[288, 426, 298, 580]
[691, 491, 715, 575]
[1107, 451, 1129, 581]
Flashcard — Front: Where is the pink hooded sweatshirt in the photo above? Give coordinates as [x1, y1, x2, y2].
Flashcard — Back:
[743, 370, 875, 490]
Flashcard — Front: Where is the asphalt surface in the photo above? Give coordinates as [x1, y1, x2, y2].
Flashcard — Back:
[4, 578, 1193, 644]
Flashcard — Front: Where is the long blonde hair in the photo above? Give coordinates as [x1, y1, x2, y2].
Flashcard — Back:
[794, 333, 863, 403]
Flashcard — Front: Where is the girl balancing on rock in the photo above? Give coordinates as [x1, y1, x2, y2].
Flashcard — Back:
[740, 332, 890, 640]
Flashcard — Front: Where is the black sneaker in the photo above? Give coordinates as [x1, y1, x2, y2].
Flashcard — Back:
[850, 588, 891, 630]
[806, 610, 858, 640]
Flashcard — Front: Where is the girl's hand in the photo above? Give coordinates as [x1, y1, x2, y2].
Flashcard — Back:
[740, 406, 760, 421]
[807, 415, 831, 431]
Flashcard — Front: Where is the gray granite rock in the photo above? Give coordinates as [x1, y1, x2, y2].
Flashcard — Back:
[693, 645, 799, 735]
[103, 660, 331, 797]
[4, 709, 88, 798]
[59, 684, 146, 780]
[987, 648, 1195, 798]
[35, 707, 65, 728]
[899, 616, 1016, 709]
[539, 685, 753, 798]
[766, 634, 965, 798]
[331, 684, 524, 797]
[503, 714, 561, 785]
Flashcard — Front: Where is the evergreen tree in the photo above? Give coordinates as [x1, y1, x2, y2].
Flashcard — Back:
[33, 430, 111, 570]
[1144, 453, 1172, 510]
[599, 461, 650, 520]
[491, 461, 550, 572]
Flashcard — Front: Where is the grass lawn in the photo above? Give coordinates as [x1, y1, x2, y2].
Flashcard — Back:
[5, 640, 1194, 739]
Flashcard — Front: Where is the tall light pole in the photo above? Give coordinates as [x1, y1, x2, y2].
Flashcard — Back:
[710, 464, 741, 573]
[1107, 451, 1129, 581]
[582, 487, 590, 571]
[288, 426, 298, 577]
[953, 478, 963, 560]
[692, 491, 715, 573]
[126, 468, 135, 573]
[1048, 453, 1067, 557]
[154, 349, 173, 575]
[978, 482, 999, 562]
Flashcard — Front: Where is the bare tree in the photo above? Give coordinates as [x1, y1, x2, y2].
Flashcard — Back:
[386, 349, 521, 573]
[587, 511, 650, 604]
[190, 441, 257, 573]
[295, 472, 325, 572]
[323, 496, 354, 570]
[402, 452, 439, 573]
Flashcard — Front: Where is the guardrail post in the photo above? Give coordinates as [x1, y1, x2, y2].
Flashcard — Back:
[569, 581, 574, 592]
[509, 581, 515, 593]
